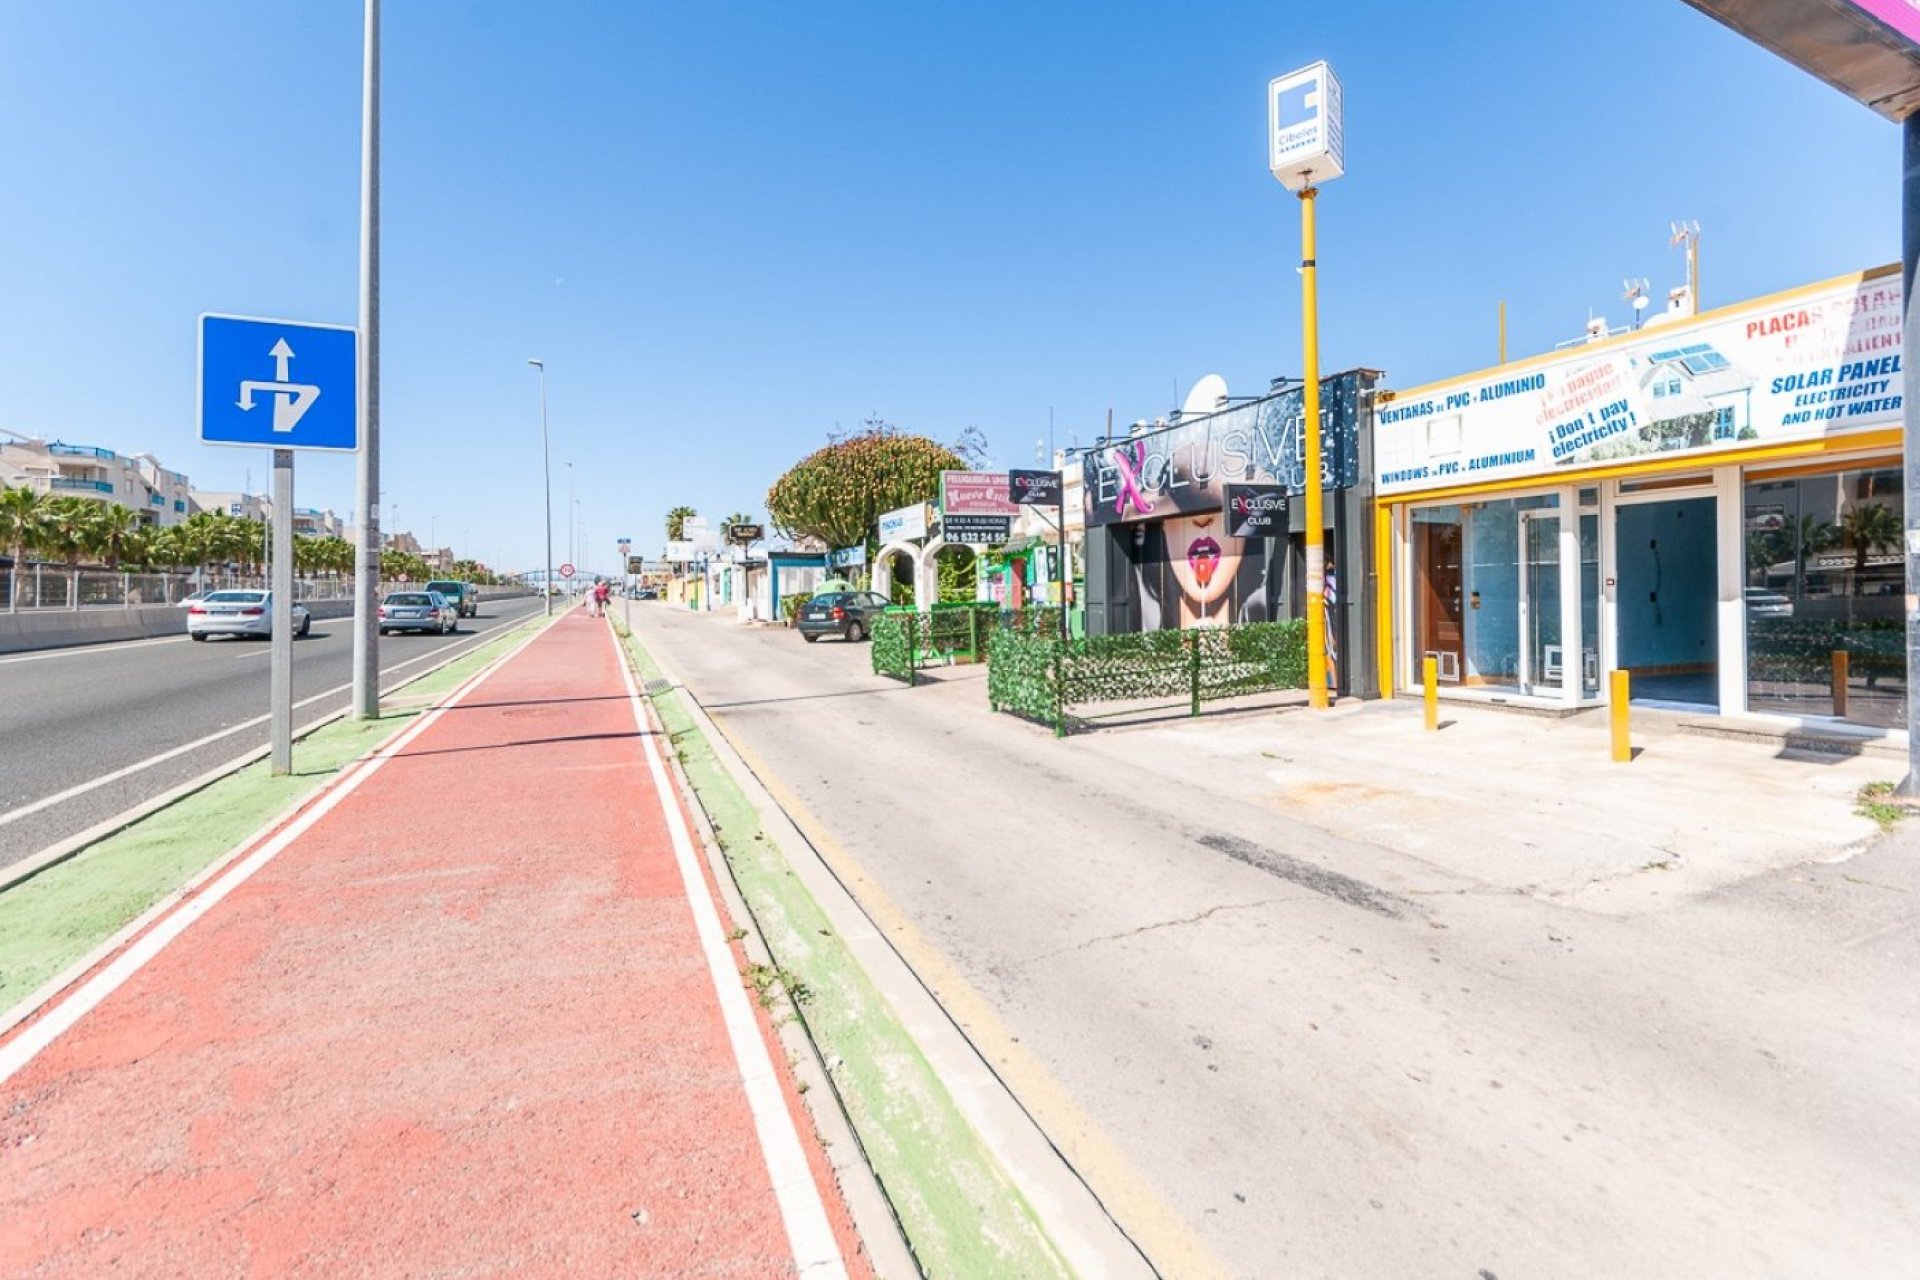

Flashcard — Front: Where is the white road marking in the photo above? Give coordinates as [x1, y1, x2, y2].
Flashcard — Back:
[609, 623, 848, 1279]
[0, 611, 534, 831]
[0, 635, 188, 665]
[0, 625, 529, 1089]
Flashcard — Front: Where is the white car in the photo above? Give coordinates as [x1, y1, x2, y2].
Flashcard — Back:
[1745, 587, 1793, 619]
[187, 590, 311, 641]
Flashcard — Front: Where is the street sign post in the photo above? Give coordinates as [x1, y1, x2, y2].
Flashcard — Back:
[199, 313, 360, 777]
[1009, 468, 1069, 641]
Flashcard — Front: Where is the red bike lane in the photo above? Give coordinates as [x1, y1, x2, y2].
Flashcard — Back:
[0, 614, 867, 1278]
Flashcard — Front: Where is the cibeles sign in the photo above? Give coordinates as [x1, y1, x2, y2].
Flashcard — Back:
[1268, 61, 1344, 190]
[1374, 267, 1905, 498]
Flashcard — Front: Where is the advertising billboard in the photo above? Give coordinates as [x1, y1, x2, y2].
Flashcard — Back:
[940, 471, 1021, 516]
[1375, 268, 1903, 498]
[1080, 372, 1368, 528]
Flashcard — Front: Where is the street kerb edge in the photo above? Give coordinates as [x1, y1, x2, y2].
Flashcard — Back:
[0, 614, 553, 1071]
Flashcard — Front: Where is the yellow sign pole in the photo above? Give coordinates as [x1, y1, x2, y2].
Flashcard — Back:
[1300, 185, 1328, 709]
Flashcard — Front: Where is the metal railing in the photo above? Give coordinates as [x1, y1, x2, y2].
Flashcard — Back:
[0, 568, 363, 610]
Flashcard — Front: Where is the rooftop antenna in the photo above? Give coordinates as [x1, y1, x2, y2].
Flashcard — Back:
[1623, 277, 1651, 328]
[1669, 219, 1700, 313]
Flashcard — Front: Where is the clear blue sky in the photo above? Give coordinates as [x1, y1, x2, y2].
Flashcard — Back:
[0, 1, 1900, 572]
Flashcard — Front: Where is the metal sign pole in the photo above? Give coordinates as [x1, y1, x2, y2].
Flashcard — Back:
[1058, 480, 1068, 643]
[271, 448, 295, 774]
[1902, 113, 1920, 795]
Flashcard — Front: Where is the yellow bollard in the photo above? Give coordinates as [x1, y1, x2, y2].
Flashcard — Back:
[1610, 669, 1632, 763]
[1423, 656, 1439, 731]
[1832, 649, 1849, 719]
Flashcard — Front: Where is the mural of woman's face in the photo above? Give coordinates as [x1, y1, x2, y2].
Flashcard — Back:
[1163, 513, 1241, 609]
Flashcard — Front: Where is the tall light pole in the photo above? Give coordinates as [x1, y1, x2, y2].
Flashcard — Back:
[350, 0, 382, 720]
[528, 359, 552, 615]
[565, 461, 576, 573]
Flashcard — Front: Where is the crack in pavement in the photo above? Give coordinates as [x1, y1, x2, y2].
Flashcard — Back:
[1028, 899, 1280, 964]
[1198, 833, 1405, 919]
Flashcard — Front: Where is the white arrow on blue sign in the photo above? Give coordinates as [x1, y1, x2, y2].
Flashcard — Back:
[199, 313, 359, 452]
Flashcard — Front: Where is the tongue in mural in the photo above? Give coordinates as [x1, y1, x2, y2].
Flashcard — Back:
[1188, 536, 1221, 588]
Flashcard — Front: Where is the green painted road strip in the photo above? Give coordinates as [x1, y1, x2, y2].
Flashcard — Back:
[617, 622, 1074, 1280]
[0, 616, 550, 1025]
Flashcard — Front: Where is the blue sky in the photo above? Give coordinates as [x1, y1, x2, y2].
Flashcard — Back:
[0, 1, 1900, 572]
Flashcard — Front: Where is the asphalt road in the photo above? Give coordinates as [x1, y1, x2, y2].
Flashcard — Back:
[0, 594, 548, 868]
[632, 604, 1920, 1280]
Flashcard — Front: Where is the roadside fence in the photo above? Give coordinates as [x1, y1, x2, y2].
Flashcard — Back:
[0, 568, 508, 612]
[987, 619, 1308, 736]
[871, 603, 1052, 684]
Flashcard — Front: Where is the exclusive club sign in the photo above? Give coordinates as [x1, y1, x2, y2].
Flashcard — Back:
[1009, 468, 1062, 505]
[1225, 484, 1287, 537]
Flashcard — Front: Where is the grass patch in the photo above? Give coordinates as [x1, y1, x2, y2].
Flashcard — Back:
[0, 615, 548, 1021]
[614, 619, 1073, 1280]
[1856, 780, 1906, 832]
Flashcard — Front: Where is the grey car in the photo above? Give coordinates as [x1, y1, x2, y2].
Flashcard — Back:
[796, 590, 891, 642]
[379, 590, 458, 635]
[187, 589, 311, 641]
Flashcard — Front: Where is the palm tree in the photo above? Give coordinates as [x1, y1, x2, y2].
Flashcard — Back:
[93, 503, 143, 571]
[0, 484, 48, 611]
[1841, 501, 1902, 593]
[724, 510, 754, 531]
[41, 497, 102, 566]
[666, 506, 697, 541]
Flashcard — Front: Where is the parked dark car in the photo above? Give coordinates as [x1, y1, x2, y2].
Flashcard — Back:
[425, 579, 478, 618]
[796, 590, 890, 643]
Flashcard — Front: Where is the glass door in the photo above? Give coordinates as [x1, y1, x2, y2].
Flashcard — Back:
[1517, 512, 1562, 695]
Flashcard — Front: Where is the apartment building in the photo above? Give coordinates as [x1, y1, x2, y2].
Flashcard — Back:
[0, 437, 194, 526]
[190, 490, 272, 523]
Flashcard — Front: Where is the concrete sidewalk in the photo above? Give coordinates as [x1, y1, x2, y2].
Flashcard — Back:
[0, 613, 870, 1278]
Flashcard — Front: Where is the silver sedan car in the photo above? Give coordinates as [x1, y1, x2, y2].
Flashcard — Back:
[378, 590, 458, 635]
[186, 590, 311, 641]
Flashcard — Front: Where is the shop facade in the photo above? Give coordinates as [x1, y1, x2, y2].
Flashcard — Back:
[1079, 370, 1382, 698]
[1374, 265, 1905, 730]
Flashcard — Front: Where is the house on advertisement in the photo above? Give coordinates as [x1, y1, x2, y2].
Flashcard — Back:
[1372, 263, 1906, 735]
[1078, 369, 1384, 700]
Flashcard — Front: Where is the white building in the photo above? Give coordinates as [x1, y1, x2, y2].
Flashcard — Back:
[1, 436, 194, 526]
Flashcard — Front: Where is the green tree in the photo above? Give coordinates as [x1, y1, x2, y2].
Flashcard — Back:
[1841, 501, 1901, 591]
[666, 506, 698, 541]
[0, 485, 48, 610]
[765, 427, 964, 552]
[40, 497, 102, 566]
[93, 503, 143, 570]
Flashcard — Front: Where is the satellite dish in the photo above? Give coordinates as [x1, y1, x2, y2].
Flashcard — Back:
[1183, 374, 1230, 416]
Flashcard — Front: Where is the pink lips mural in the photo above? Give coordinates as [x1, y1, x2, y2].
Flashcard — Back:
[1187, 536, 1221, 588]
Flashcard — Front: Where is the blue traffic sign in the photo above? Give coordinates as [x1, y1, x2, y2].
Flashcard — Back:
[199, 314, 359, 452]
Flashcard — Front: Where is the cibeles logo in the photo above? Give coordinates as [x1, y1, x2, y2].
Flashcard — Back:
[1275, 81, 1321, 131]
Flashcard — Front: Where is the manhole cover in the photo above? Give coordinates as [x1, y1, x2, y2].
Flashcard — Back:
[644, 679, 673, 697]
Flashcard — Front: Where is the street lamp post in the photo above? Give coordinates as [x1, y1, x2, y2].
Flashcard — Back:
[564, 461, 576, 578]
[528, 359, 553, 615]
[349, 0, 381, 720]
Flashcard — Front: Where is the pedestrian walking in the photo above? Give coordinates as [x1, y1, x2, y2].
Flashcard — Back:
[592, 578, 611, 618]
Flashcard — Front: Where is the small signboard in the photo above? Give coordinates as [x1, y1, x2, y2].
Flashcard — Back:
[1225, 484, 1288, 537]
[941, 470, 1021, 515]
[878, 503, 932, 543]
[1268, 61, 1344, 189]
[1009, 468, 1063, 505]
[726, 522, 764, 544]
[942, 513, 1012, 545]
[828, 544, 869, 569]
[627, 555, 645, 573]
